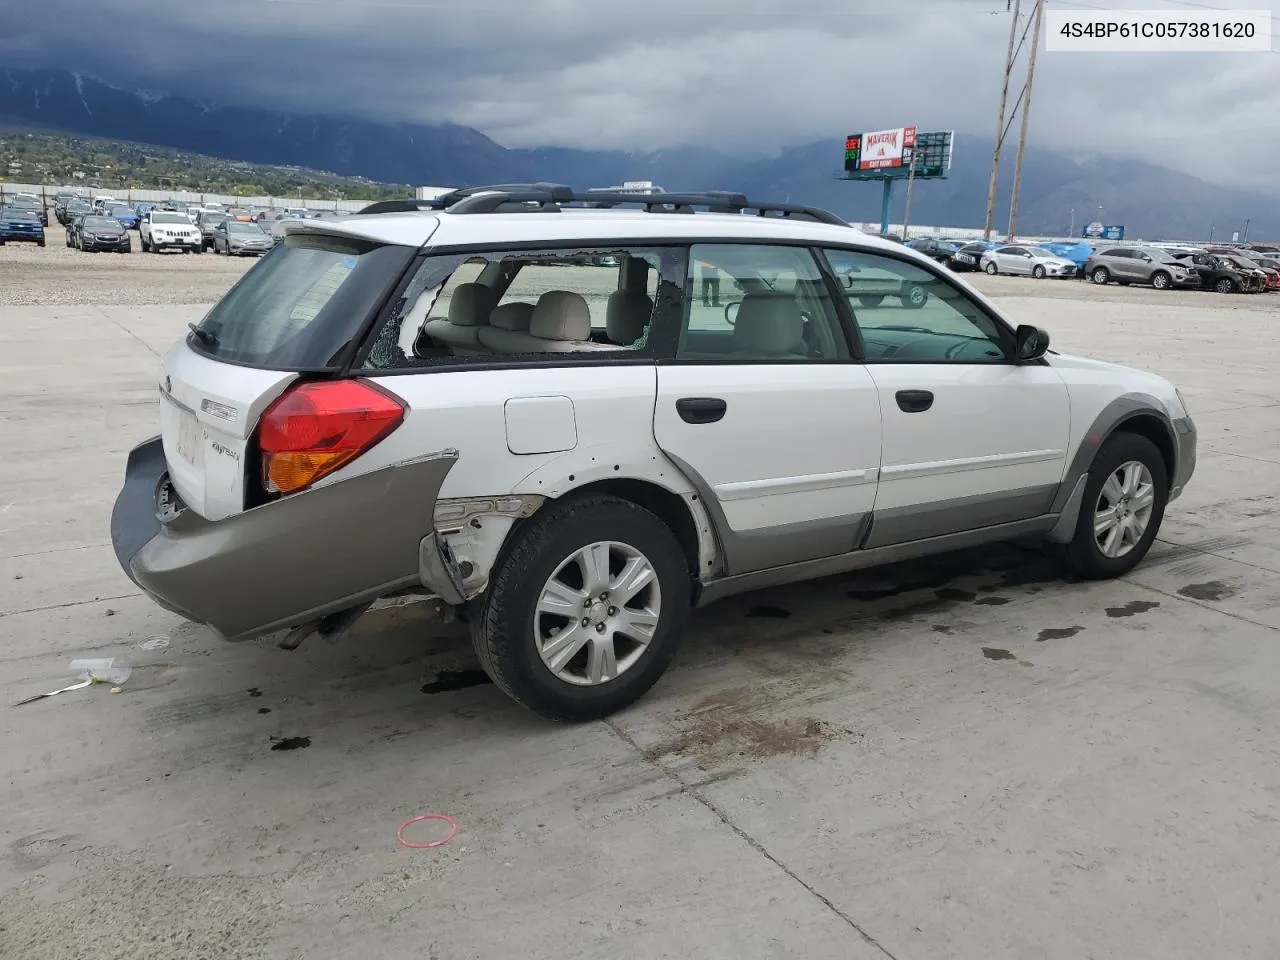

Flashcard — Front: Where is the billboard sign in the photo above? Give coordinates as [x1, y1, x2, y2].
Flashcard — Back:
[1082, 222, 1125, 241]
[842, 129, 952, 181]
[858, 126, 917, 171]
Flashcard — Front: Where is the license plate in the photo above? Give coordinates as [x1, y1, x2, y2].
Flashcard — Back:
[176, 410, 205, 467]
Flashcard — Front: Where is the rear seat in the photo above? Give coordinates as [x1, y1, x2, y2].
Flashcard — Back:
[479, 291, 621, 353]
[422, 283, 497, 351]
[605, 289, 653, 346]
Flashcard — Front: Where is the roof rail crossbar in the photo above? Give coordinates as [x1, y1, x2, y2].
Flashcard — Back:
[360, 185, 847, 226]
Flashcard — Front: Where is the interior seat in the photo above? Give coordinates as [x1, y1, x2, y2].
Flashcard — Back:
[605, 289, 653, 346]
[730, 292, 808, 359]
[480, 290, 620, 353]
[422, 283, 497, 351]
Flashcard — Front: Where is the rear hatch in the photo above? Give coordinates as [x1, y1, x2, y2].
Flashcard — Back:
[161, 229, 421, 521]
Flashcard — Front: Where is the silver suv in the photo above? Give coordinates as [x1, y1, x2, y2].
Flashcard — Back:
[1085, 246, 1199, 290]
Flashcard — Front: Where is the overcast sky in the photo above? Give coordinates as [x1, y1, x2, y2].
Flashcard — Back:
[2, 0, 1279, 186]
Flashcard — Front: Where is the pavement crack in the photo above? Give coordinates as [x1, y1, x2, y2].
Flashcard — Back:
[1123, 578, 1279, 633]
[92, 304, 160, 357]
[0, 591, 140, 619]
[603, 719, 900, 960]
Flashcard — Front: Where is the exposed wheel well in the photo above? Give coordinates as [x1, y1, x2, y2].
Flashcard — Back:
[1113, 415, 1176, 481]
[569, 479, 701, 579]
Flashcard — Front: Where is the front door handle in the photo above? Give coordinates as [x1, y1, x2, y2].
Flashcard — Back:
[895, 389, 934, 413]
[676, 397, 727, 424]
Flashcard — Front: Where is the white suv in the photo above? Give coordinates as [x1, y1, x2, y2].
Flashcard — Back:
[140, 209, 204, 254]
[110, 185, 1197, 720]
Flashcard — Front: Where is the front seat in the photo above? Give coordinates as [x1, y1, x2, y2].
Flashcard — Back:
[422, 282, 498, 351]
[480, 290, 617, 353]
[605, 289, 653, 346]
[731, 293, 807, 359]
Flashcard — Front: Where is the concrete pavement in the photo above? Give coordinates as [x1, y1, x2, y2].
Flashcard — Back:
[2, 292, 1279, 959]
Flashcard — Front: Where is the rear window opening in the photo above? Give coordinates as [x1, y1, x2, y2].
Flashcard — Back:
[187, 233, 416, 370]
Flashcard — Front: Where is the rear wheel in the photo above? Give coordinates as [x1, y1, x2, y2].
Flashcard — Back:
[1060, 432, 1168, 580]
[857, 294, 883, 308]
[471, 494, 691, 721]
[1090, 266, 1110, 284]
[902, 282, 928, 309]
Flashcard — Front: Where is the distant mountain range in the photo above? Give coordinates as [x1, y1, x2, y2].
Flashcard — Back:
[2, 66, 1274, 240]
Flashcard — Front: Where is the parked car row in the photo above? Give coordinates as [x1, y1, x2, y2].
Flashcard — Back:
[902, 233, 1279, 296]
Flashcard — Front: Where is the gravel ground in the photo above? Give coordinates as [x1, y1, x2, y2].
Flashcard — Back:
[6, 224, 1278, 314]
[0, 224, 252, 306]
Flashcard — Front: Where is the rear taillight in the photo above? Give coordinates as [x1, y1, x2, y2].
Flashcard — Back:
[258, 380, 405, 495]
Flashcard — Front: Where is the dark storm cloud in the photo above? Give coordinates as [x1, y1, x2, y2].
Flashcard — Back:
[2, 0, 1279, 185]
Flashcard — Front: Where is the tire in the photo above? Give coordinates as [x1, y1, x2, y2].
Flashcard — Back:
[902, 282, 928, 309]
[1060, 432, 1168, 580]
[1215, 277, 1236, 294]
[857, 294, 883, 308]
[985, 262, 998, 275]
[1090, 267, 1110, 284]
[1032, 264, 1046, 279]
[192, 246, 202, 254]
[1151, 271, 1171, 290]
[471, 494, 691, 722]
[140, 235, 149, 252]
[37, 239, 45, 248]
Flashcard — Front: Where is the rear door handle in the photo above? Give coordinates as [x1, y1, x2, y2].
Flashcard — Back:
[895, 389, 934, 413]
[676, 397, 727, 424]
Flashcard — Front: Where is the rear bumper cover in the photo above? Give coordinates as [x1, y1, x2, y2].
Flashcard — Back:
[111, 438, 459, 640]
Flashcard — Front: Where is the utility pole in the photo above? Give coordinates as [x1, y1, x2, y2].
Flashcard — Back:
[1069, 207, 1075, 238]
[1007, 0, 1045, 241]
[983, 0, 1022, 241]
[1243, 218, 1252, 242]
[902, 151, 919, 240]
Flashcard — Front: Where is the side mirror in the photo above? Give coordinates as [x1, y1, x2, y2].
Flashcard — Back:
[1015, 324, 1050, 362]
[724, 301, 741, 325]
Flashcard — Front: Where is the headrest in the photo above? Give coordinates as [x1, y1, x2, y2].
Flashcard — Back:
[448, 283, 498, 327]
[530, 290, 591, 342]
[606, 289, 653, 345]
[489, 302, 535, 331]
[733, 293, 805, 355]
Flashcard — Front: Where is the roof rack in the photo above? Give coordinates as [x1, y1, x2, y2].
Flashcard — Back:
[357, 184, 847, 226]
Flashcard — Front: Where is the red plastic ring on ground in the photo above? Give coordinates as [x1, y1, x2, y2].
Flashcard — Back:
[397, 813, 458, 849]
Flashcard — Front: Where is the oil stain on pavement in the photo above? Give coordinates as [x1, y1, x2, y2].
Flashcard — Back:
[1177, 580, 1238, 602]
[1105, 600, 1160, 618]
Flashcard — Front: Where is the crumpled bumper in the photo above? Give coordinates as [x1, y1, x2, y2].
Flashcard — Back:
[111, 438, 460, 641]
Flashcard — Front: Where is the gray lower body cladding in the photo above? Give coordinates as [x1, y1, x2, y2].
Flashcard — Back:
[111, 438, 458, 640]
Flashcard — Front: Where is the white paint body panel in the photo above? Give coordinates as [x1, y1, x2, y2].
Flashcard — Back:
[352, 366, 661, 500]
[866, 363, 1071, 510]
[652, 365, 883, 533]
[158, 340, 296, 521]
[1048, 352, 1185, 453]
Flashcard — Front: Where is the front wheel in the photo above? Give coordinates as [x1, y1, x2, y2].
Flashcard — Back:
[1032, 264, 1046, 279]
[471, 494, 691, 721]
[857, 294, 884, 308]
[37, 239, 45, 248]
[984, 262, 998, 275]
[1060, 432, 1168, 580]
[1151, 271, 1171, 290]
[1215, 277, 1236, 294]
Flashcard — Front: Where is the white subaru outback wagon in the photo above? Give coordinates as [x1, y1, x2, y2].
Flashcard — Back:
[111, 185, 1196, 721]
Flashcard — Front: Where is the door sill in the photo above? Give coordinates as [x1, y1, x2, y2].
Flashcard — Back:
[696, 514, 1058, 606]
